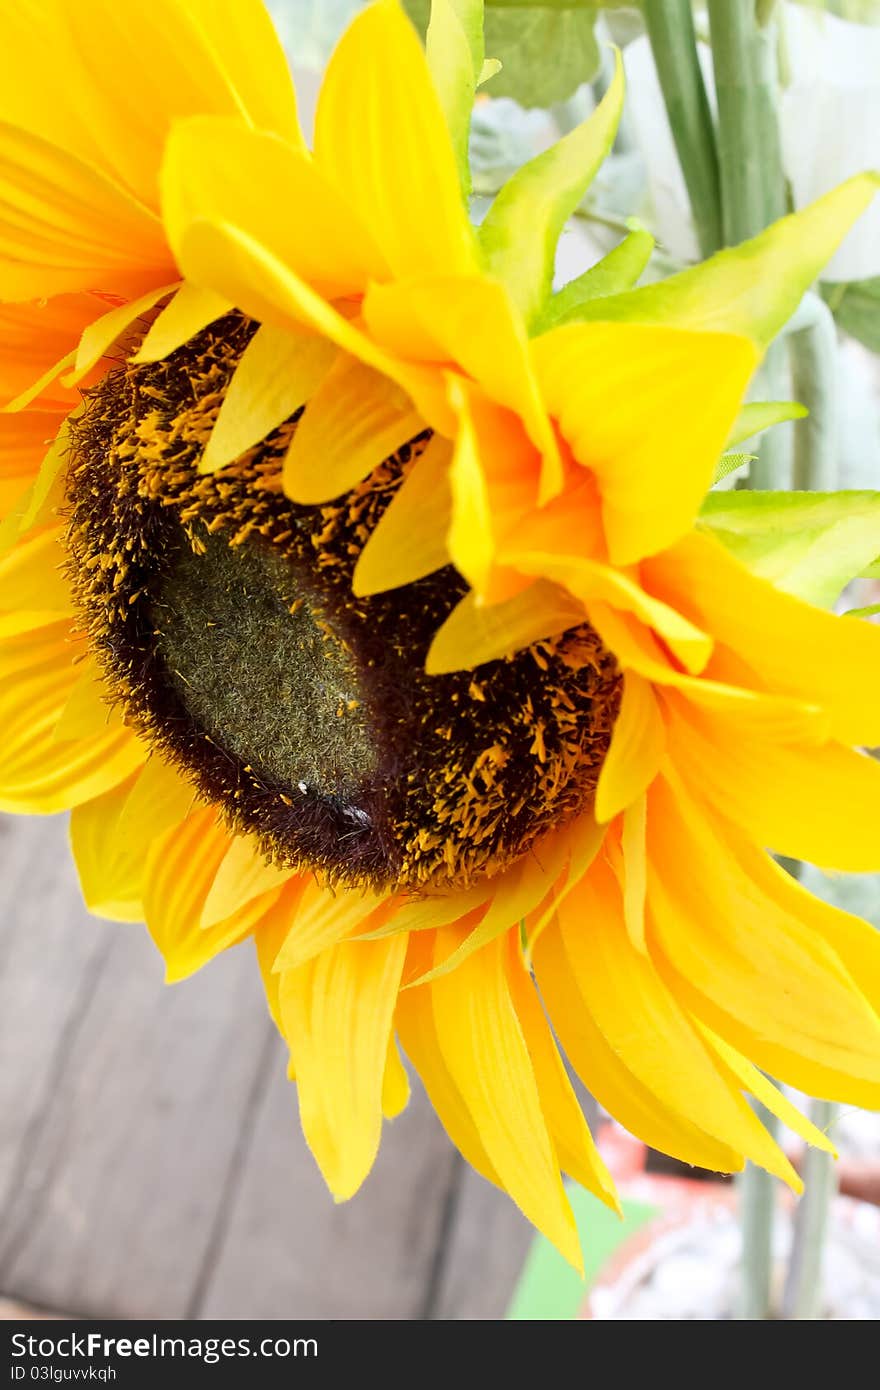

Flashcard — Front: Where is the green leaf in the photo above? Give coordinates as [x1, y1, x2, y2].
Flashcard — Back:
[480, 50, 624, 323]
[537, 227, 654, 330]
[426, 0, 484, 196]
[481, 6, 601, 108]
[725, 400, 808, 448]
[821, 276, 880, 353]
[712, 451, 755, 484]
[561, 174, 880, 345]
[699, 490, 880, 608]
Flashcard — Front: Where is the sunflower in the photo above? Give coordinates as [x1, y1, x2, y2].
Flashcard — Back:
[2, 0, 880, 1271]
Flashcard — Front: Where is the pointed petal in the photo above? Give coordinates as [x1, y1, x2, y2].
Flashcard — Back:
[143, 808, 264, 982]
[531, 321, 757, 564]
[645, 529, 880, 747]
[314, 0, 477, 278]
[665, 695, 880, 872]
[0, 413, 61, 516]
[201, 322, 336, 474]
[381, 1034, 411, 1121]
[200, 834, 293, 929]
[134, 281, 232, 363]
[595, 672, 665, 823]
[647, 775, 880, 1107]
[278, 933, 408, 1199]
[69, 770, 149, 922]
[426, 581, 587, 676]
[352, 435, 453, 596]
[551, 861, 801, 1184]
[0, 623, 143, 812]
[534, 918, 744, 1174]
[283, 353, 423, 504]
[505, 939, 620, 1211]
[272, 879, 392, 974]
[364, 276, 561, 498]
[430, 930, 583, 1269]
[67, 283, 179, 384]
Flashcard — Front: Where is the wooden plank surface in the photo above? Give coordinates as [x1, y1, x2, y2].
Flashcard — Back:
[0, 814, 531, 1320]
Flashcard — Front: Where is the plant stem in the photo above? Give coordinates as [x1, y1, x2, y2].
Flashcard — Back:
[788, 294, 840, 490]
[708, 0, 789, 488]
[643, 0, 723, 258]
[707, 0, 787, 245]
[781, 1100, 839, 1319]
[736, 1106, 780, 1320]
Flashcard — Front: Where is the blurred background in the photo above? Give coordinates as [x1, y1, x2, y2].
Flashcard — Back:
[1, 0, 880, 1321]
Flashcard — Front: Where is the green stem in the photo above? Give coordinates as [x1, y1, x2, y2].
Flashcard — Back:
[788, 294, 840, 491]
[643, 0, 723, 258]
[747, 339, 792, 490]
[781, 1100, 839, 1319]
[736, 1106, 780, 1320]
[707, 0, 787, 245]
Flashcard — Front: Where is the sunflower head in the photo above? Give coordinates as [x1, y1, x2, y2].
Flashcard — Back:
[64, 314, 622, 893]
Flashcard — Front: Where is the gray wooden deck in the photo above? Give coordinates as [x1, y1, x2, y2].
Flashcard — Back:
[0, 813, 532, 1320]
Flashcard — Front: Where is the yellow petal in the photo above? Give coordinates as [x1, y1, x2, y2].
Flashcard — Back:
[201, 322, 336, 474]
[272, 879, 392, 973]
[364, 274, 561, 497]
[200, 833, 294, 929]
[699, 1026, 836, 1158]
[381, 1035, 411, 1121]
[283, 353, 423, 504]
[0, 119, 169, 301]
[508, 549, 714, 675]
[532, 322, 758, 564]
[551, 862, 800, 1184]
[395, 935, 500, 1186]
[114, 753, 195, 848]
[595, 672, 665, 823]
[430, 930, 583, 1270]
[66, 283, 179, 384]
[0, 526, 70, 616]
[0, 294, 101, 411]
[665, 695, 880, 872]
[0, 413, 60, 516]
[534, 918, 743, 1174]
[426, 581, 587, 675]
[162, 116, 387, 296]
[0, 623, 143, 812]
[505, 938, 620, 1211]
[52, 664, 120, 743]
[647, 774, 880, 1106]
[646, 529, 880, 746]
[58, 0, 303, 200]
[278, 933, 408, 1199]
[314, 0, 477, 278]
[134, 281, 232, 363]
[143, 808, 266, 982]
[69, 770, 149, 922]
[352, 434, 453, 595]
[176, 219, 455, 434]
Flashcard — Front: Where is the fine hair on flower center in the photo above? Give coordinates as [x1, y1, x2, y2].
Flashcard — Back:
[64, 313, 622, 893]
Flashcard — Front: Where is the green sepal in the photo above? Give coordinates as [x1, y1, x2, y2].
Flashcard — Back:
[426, 0, 484, 199]
[536, 228, 654, 332]
[725, 399, 808, 448]
[821, 276, 880, 353]
[560, 174, 880, 346]
[712, 452, 755, 485]
[700, 489, 880, 608]
[479, 48, 625, 327]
